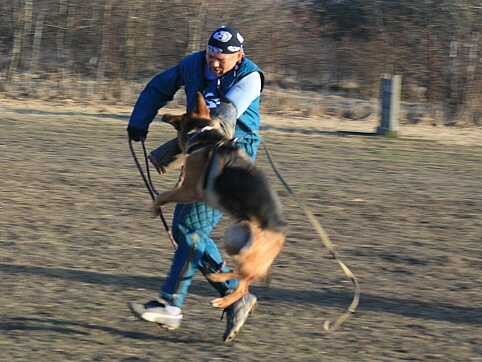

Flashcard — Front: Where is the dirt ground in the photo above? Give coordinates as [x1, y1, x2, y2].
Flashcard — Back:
[1, 98, 481, 361]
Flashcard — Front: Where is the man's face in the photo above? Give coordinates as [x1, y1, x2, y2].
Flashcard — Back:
[206, 49, 243, 77]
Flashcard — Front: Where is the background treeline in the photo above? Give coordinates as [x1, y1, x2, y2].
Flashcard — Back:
[1, 0, 481, 125]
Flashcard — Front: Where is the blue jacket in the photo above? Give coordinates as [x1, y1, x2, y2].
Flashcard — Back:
[129, 51, 264, 150]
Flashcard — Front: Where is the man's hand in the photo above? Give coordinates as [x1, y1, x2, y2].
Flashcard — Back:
[127, 126, 148, 142]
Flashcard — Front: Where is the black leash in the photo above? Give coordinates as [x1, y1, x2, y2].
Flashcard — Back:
[128, 138, 178, 250]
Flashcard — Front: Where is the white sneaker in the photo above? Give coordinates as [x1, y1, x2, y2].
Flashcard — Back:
[128, 298, 183, 330]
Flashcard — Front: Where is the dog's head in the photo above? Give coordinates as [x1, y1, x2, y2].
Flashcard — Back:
[162, 92, 224, 150]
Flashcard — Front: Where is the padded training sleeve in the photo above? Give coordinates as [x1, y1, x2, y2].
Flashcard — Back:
[225, 72, 262, 119]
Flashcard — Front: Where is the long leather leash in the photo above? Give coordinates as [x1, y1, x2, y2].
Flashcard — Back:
[129, 133, 360, 330]
[259, 135, 360, 331]
[128, 138, 178, 250]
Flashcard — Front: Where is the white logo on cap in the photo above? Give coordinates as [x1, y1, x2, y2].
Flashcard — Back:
[213, 30, 232, 43]
[227, 46, 241, 52]
[237, 33, 244, 43]
[207, 45, 223, 53]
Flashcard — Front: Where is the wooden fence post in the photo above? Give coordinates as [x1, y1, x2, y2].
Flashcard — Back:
[377, 74, 401, 137]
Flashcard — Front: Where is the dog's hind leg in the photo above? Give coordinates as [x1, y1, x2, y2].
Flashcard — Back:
[211, 279, 250, 309]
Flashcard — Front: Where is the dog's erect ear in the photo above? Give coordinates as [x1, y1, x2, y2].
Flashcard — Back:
[161, 114, 182, 131]
[195, 92, 211, 119]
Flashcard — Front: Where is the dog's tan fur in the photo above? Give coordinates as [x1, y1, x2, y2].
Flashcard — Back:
[152, 92, 286, 309]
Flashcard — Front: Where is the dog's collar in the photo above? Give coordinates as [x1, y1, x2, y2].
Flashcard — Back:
[184, 126, 214, 154]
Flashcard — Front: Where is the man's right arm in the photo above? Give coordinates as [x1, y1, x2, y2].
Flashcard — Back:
[127, 66, 183, 140]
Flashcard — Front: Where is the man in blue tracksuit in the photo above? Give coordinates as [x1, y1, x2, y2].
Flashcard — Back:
[127, 26, 264, 343]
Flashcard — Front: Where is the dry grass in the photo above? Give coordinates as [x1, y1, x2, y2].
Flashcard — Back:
[3, 74, 482, 128]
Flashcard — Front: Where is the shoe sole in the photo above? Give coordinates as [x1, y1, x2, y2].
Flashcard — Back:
[223, 300, 258, 343]
[127, 303, 182, 330]
[143, 312, 182, 330]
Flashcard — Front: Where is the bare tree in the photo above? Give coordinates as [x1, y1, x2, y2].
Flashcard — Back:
[30, 2, 46, 73]
[186, 1, 209, 55]
[55, 0, 77, 94]
[7, 0, 33, 85]
[0, 0, 481, 124]
[96, 0, 113, 93]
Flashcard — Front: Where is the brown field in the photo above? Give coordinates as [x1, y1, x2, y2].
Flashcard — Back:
[1, 98, 481, 361]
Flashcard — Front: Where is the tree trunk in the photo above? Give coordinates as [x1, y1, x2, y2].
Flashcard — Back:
[123, 0, 140, 79]
[7, 0, 33, 85]
[56, 0, 76, 94]
[30, 5, 45, 72]
[96, 0, 113, 95]
[186, 0, 209, 55]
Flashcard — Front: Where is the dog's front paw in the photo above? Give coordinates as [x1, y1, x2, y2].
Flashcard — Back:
[211, 295, 238, 309]
[211, 297, 227, 309]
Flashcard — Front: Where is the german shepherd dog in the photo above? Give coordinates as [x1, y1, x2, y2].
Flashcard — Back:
[152, 92, 287, 309]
